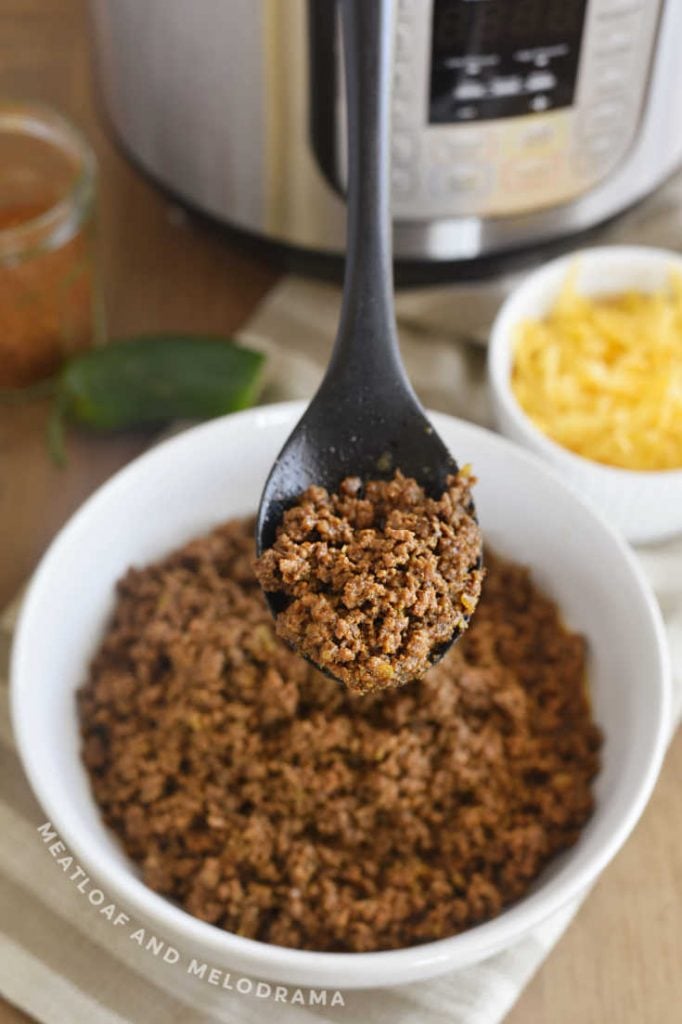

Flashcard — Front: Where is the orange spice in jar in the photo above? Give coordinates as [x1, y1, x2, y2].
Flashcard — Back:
[0, 103, 103, 390]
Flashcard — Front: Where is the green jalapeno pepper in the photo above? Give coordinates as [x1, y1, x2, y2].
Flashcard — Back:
[48, 334, 265, 465]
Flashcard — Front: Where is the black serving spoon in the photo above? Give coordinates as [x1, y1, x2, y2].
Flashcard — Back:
[256, 0, 478, 666]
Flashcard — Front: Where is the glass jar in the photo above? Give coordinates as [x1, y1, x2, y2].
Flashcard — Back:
[0, 102, 103, 390]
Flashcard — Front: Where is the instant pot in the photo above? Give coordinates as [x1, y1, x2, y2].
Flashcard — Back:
[90, 0, 682, 275]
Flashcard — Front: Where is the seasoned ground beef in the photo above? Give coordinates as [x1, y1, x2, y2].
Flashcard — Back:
[78, 516, 601, 953]
[255, 470, 483, 694]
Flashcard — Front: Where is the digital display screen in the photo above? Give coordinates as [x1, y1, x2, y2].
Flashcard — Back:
[433, 0, 585, 53]
[429, 0, 587, 124]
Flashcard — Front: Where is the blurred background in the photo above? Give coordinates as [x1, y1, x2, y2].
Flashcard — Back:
[0, 0, 277, 608]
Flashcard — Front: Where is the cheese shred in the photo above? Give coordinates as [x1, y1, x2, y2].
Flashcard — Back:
[511, 268, 682, 471]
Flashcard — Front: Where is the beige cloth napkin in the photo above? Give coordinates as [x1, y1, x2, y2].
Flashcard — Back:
[3, 174, 682, 1022]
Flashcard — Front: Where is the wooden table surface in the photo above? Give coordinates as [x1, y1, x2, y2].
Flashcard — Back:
[1, 2, 680, 1022]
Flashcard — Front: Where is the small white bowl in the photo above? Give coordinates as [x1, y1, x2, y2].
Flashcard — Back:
[11, 402, 671, 994]
[488, 245, 682, 545]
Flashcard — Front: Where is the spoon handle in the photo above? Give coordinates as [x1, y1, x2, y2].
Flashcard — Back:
[329, 0, 404, 384]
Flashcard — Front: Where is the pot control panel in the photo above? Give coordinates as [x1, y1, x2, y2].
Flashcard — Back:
[429, 0, 586, 124]
[331, 0, 662, 219]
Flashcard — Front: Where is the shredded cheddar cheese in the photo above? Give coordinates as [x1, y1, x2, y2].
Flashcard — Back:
[511, 268, 682, 471]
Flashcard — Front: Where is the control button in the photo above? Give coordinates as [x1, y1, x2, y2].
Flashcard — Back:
[581, 97, 629, 135]
[393, 63, 412, 97]
[454, 79, 486, 101]
[530, 95, 550, 112]
[490, 76, 523, 97]
[429, 131, 490, 163]
[391, 133, 414, 163]
[428, 163, 491, 201]
[525, 71, 557, 92]
[590, 61, 630, 93]
[517, 121, 557, 149]
[595, 26, 632, 50]
[391, 167, 415, 197]
[600, 0, 642, 11]
[573, 129, 627, 179]
[593, 13, 641, 54]
[509, 118, 561, 157]
[392, 97, 411, 125]
[395, 24, 411, 59]
[503, 157, 560, 193]
[454, 105, 478, 120]
[586, 133, 620, 156]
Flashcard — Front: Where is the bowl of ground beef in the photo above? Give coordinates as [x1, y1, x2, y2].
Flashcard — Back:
[11, 401, 671, 992]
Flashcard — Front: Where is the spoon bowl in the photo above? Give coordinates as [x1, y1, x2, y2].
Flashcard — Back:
[256, 378, 462, 556]
[256, 381, 475, 671]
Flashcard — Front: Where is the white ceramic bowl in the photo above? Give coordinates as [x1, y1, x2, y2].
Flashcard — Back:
[488, 245, 682, 545]
[11, 402, 671, 993]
